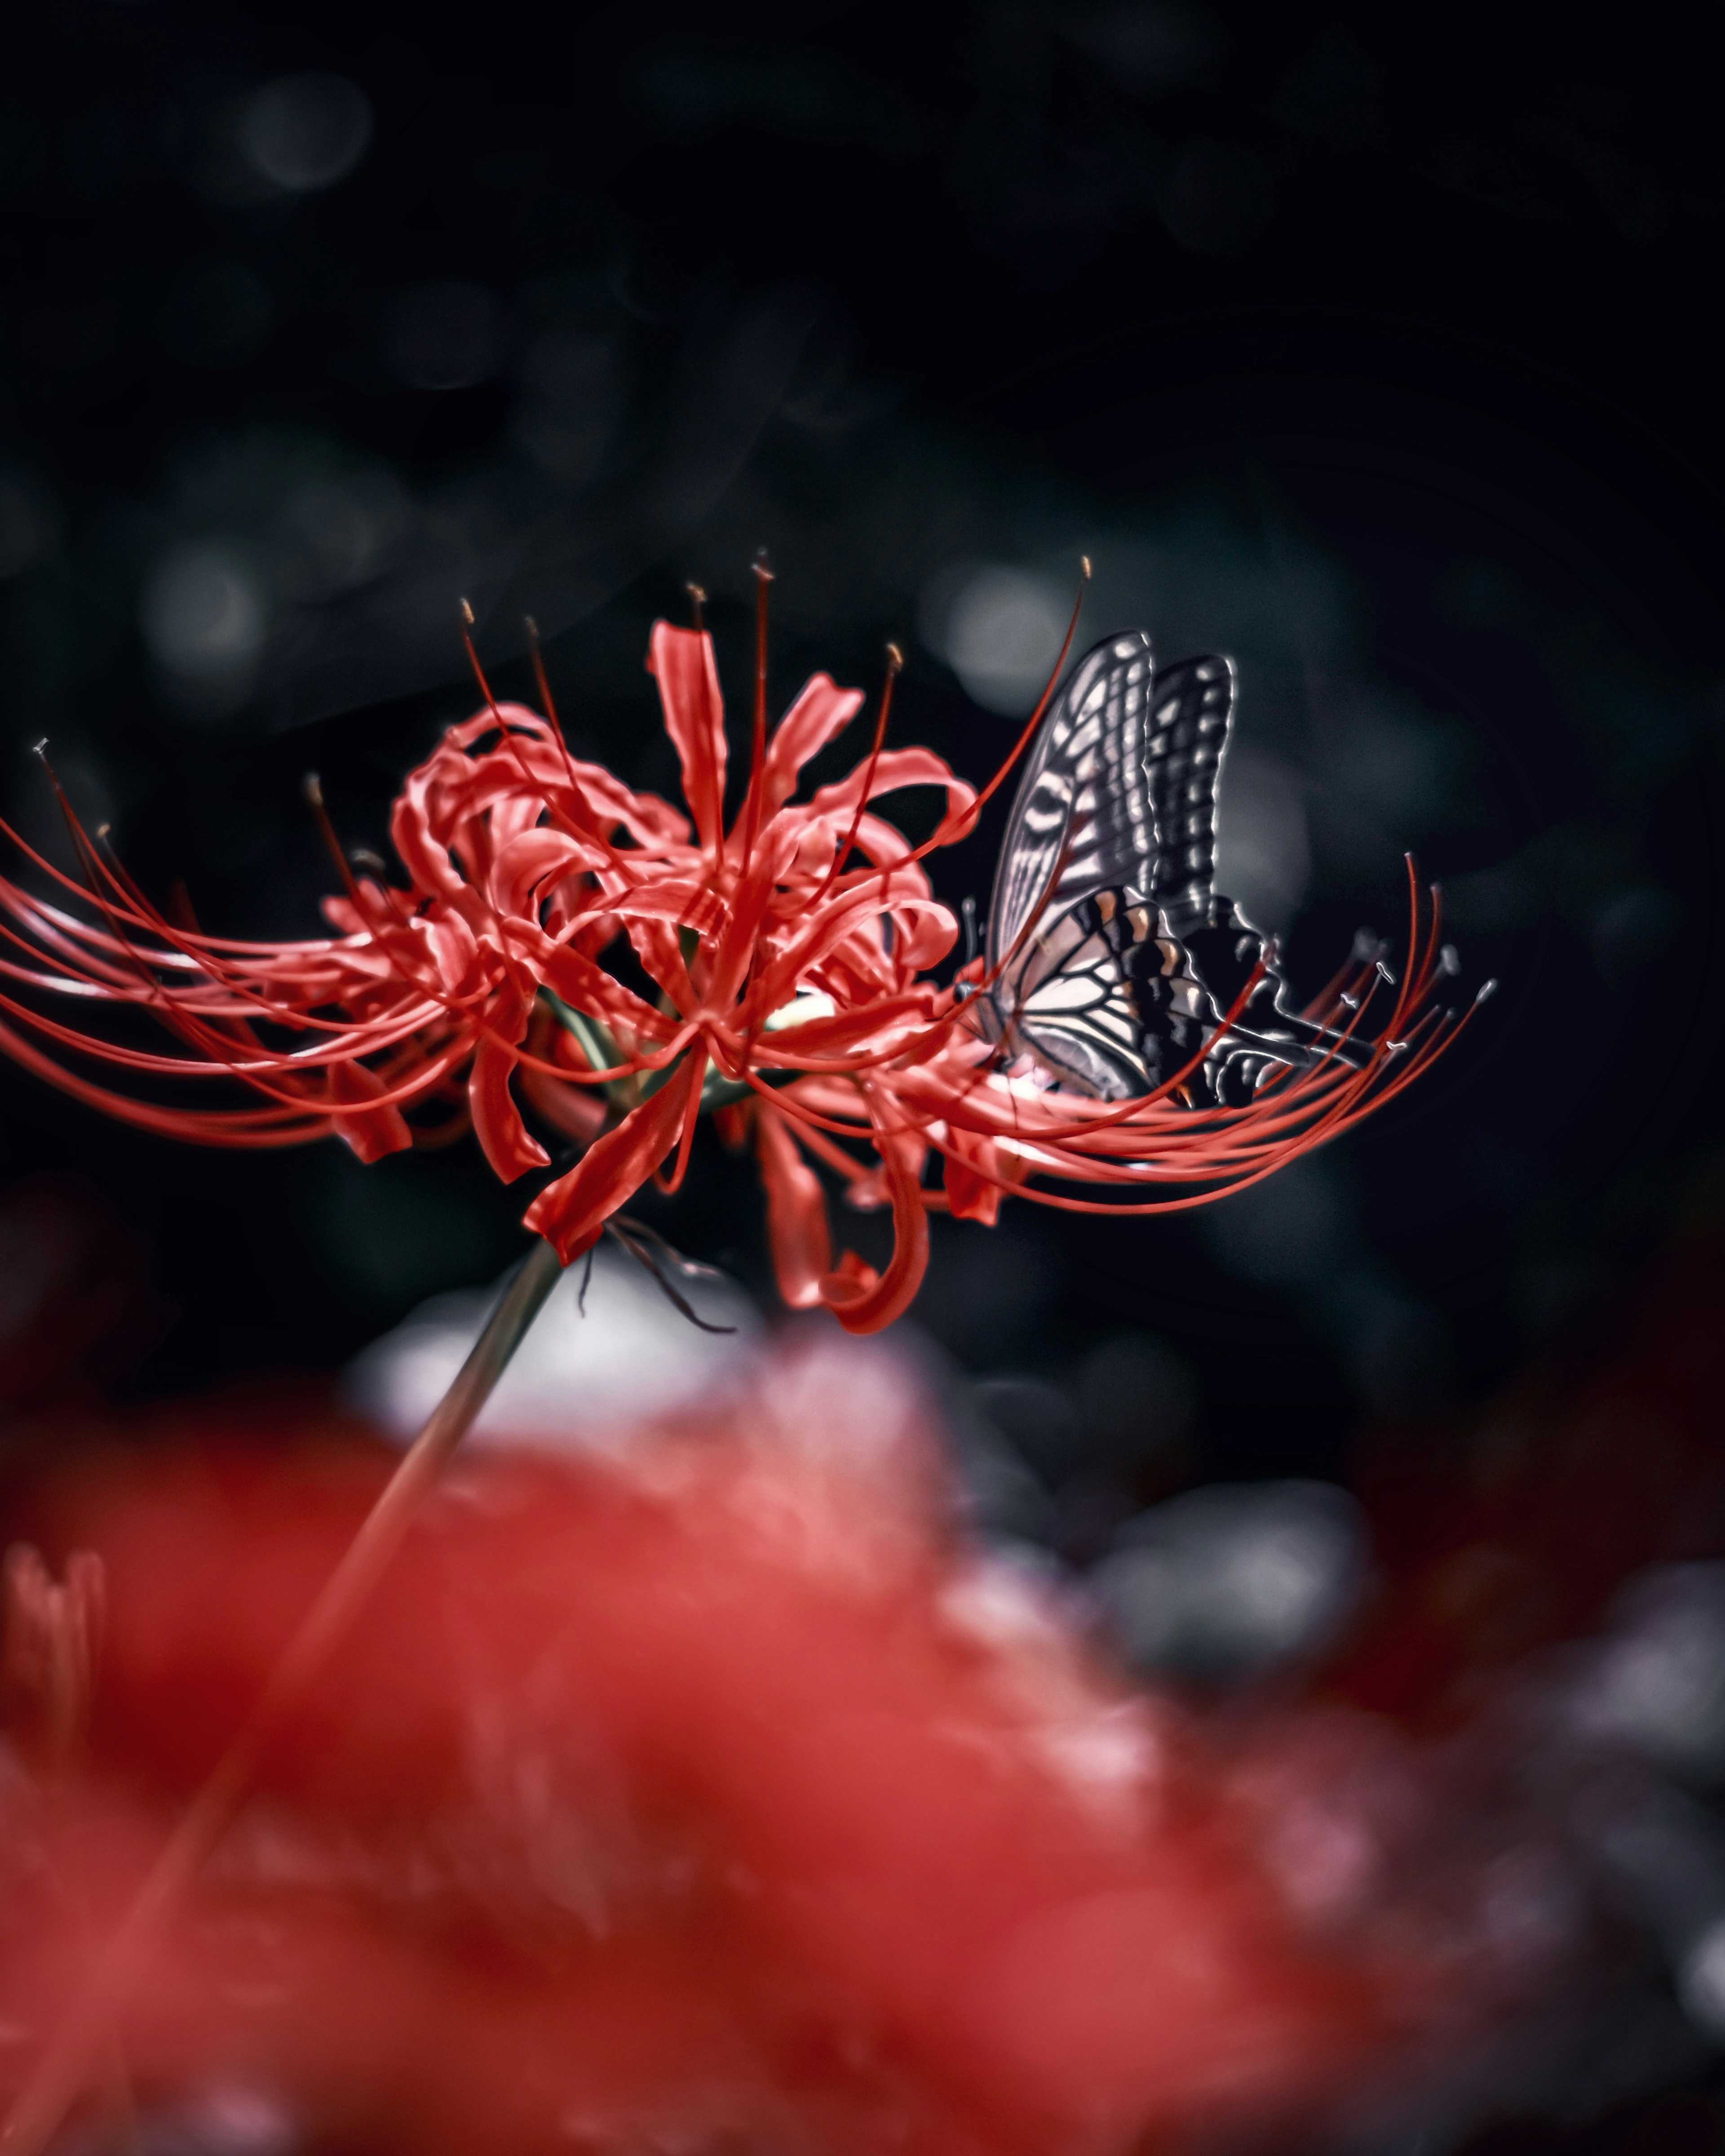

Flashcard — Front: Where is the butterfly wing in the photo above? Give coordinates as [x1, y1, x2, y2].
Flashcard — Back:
[1142, 653, 1237, 933]
[979, 635, 1374, 1103]
[994, 895, 1179, 1098]
[1139, 659, 1378, 1096]
[983, 631, 1159, 969]
[982, 632, 1197, 1099]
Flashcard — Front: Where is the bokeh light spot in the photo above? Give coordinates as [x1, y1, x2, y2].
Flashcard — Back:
[139, 543, 267, 714]
[242, 72, 373, 193]
[924, 563, 1073, 716]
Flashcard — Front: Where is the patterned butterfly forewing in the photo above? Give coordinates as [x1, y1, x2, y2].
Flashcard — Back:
[981, 631, 1215, 1100]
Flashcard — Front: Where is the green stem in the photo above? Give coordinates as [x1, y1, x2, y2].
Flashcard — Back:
[0, 1237, 566, 2156]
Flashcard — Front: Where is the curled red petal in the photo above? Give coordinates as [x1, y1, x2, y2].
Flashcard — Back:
[942, 1126, 1003, 1226]
[626, 916, 697, 1016]
[761, 674, 865, 812]
[487, 827, 606, 921]
[469, 986, 551, 1183]
[647, 624, 728, 855]
[519, 1066, 609, 1147]
[328, 1058, 414, 1164]
[818, 1113, 929, 1335]
[756, 1104, 833, 1310]
[524, 1053, 702, 1263]
[803, 747, 976, 831]
[540, 945, 667, 1043]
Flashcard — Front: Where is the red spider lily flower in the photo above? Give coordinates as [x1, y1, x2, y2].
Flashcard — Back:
[0, 590, 1473, 1334]
[0, 610, 977, 1309]
[501, 606, 1475, 1333]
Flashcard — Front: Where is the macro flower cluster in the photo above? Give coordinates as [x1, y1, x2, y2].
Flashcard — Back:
[0, 605, 1460, 1332]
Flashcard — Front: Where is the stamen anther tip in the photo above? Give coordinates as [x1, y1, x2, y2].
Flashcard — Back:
[1477, 979, 1499, 1003]
[885, 642, 904, 673]
[1080, 555, 1092, 578]
[459, 597, 475, 627]
[302, 772, 324, 807]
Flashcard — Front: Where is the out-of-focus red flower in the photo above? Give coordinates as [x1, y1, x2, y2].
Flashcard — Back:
[0, 607, 1462, 1331]
[0, 1345, 1486, 2156]
[0, 1543, 103, 1777]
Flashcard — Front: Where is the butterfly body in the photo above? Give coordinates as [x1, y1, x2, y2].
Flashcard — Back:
[977, 630, 1369, 1105]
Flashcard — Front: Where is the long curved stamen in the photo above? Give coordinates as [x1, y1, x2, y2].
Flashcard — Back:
[915, 556, 1090, 861]
[0, 774, 491, 1135]
[303, 774, 364, 908]
[523, 617, 610, 845]
[22, 760, 323, 1096]
[826, 559, 1090, 974]
[736, 554, 774, 870]
[811, 644, 902, 906]
[461, 600, 548, 808]
[1, 794, 421, 1047]
[460, 602, 601, 866]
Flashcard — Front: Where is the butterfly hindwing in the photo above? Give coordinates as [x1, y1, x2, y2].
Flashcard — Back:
[1142, 653, 1236, 932]
[1005, 898, 1156, 1098]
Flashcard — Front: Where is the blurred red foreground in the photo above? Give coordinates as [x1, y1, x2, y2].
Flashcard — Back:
[0, 1335, 1455, 2156]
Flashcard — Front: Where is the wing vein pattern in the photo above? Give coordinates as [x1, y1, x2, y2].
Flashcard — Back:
[978, 630, 1373, 1105]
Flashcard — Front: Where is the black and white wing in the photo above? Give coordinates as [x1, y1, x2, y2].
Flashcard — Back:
[978, 635, 1239, 1100]
[977, 632, 1375, 1105]
[983, 631, 1159, 970]
[1138, 657, 1372, 1099]
[1141, 653, 1236, 934]
[977, 634, 1162, 1098]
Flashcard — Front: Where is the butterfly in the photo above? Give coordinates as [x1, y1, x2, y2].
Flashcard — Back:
[974, 629, 1371, 1105]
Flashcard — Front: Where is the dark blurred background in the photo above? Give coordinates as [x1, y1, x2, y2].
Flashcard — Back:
[1, 1, 1723, 2140]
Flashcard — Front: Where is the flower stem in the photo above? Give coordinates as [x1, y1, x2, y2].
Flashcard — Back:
[0, 1236, 566, 2156]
